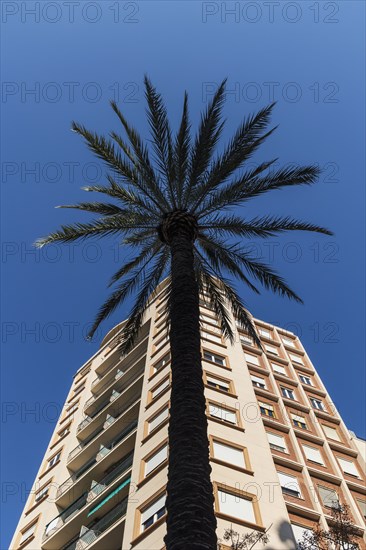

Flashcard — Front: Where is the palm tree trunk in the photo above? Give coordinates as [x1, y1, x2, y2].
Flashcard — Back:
[164, 226, 217, 550]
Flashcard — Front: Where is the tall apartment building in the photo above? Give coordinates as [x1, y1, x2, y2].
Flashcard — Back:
[10, 280, 366, 550]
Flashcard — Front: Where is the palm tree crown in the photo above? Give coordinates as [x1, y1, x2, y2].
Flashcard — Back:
[36, 77, 332, 351]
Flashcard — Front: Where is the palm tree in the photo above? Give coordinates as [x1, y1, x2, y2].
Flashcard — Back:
[36, 77, 332, 550]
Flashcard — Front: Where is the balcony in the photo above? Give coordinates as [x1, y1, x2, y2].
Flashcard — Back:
[69, 397, 139, 474]
[56, 419, 137, 507]
[60, 497, 128, 550]
[77, 373, 143, 440]
[94, 325, 149, 378]
[84, 354, 145, 418]
[91, 345, 147, 395]
[43, 452, 133, 548]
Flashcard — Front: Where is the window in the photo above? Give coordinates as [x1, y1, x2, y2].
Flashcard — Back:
[272, 363, 287, 376]
[48, 451, 61, 469]
[292, 414, 307, 429]
[258, 328, 271, 339]
[282, 336, 296, 347]
[310, 398, 326, 411]
[299, 375, 312, 386]
[150, 377, 170, 400]
[277, 471, 302, 498]
[206, 374, 231, 393]
[58, 425, 70, 439]
[322, 424, 341, 441]
[203, 351, 226, 367]
[209, 403, 237, 425]
[355, 498, 366, 519]
[153, 353, 170, 374]
[212, 440, 246, 469]
[65, 402, 78, 416]
[200, 313, 218, 325]
[250, 375, 266, 389]
[201, 330, 222, 345]
[141, 494, 166, 532]
[291, 524, 314, 548]
[217, 488, 256, 524]
[240, 334, 252, 345]
[259, 401, 275, 418]
[337, 458, 359, 477]
[144, 444, 168, 477]
[35, 482, 51, 502]
[244, 353, 260, 366]
[281, 386, 295, 400]
[289, 352, 304, 365]
[302, 445, 324, 465]
[148, 407, 169, 434]
[19, 521, 38, 545]
[267, 432, 287, 453]
[317, 485, 339, 507]
[265, 344, 279, 355]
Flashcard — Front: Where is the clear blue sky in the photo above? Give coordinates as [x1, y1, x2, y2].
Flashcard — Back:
[1, 2, 365, 548]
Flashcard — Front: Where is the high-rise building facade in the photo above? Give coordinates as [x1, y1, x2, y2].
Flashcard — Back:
[10, 281, 366, 550]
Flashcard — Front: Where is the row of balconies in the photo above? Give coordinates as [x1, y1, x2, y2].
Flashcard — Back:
[61, 497, 128, 550]
[76, 373, 144, 443]
[56, 417, 138, 506]
[43, 451, 133, 548]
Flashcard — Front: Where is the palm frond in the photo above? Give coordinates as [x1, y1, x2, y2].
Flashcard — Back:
[196, 160, 276, 218]
[199, 235, 303, 303]
[56, 202, 128, 216]
[198, 268, 234, 342]
[108, 238, 162, 286]
[218, 279, 261, 347]
[117, 248, 170, 354]
[34, 215, 151, 248]
[110, 100, 171, 211]
[197, 233, 260, 295]
[197, 164, 320, 217]
[174, 92, 191, 207]
[87, 246, 166, 338]
[185, 79, 227, 199]
[122, 228, 158, 246]
[194, 248, 260, 346]
[144, 76, 176, 207]
[201, 214, 333, 238]
[189, 103, 276, 212]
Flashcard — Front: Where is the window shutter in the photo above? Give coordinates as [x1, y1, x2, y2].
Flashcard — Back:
[217, 490, 255, 523]
[141, 495, 166, 524]
[213, 441, 245, 468]
[338, 458, 359, 477]
[206, 376, 230, 391]
[291, 524, 313, 544]
[259, 401, 274, 411]
[303, 445, 323, 464]
[145, 445, 168, 476]
[251, 375, 266, 386]
[289, 353, 303, 364]
[267, 432, 286, 451]
[322, 425, 341, 441]
[151, 378, 169, 399]
[149, 408, 168, 432]
[244, 353, 260, 365]
[318, 486, 338, 507]
[272, 364, 286, 375]
[209, 404, 237, 424]
[278, 472, 301, 495]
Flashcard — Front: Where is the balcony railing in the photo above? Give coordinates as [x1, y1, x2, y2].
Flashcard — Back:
[71, 395, 139, 462]
[77, 381, 141, 435]
[57, 420, 137, 498]
[61, 497, 128, 550]
[44, 452, 133, 541]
